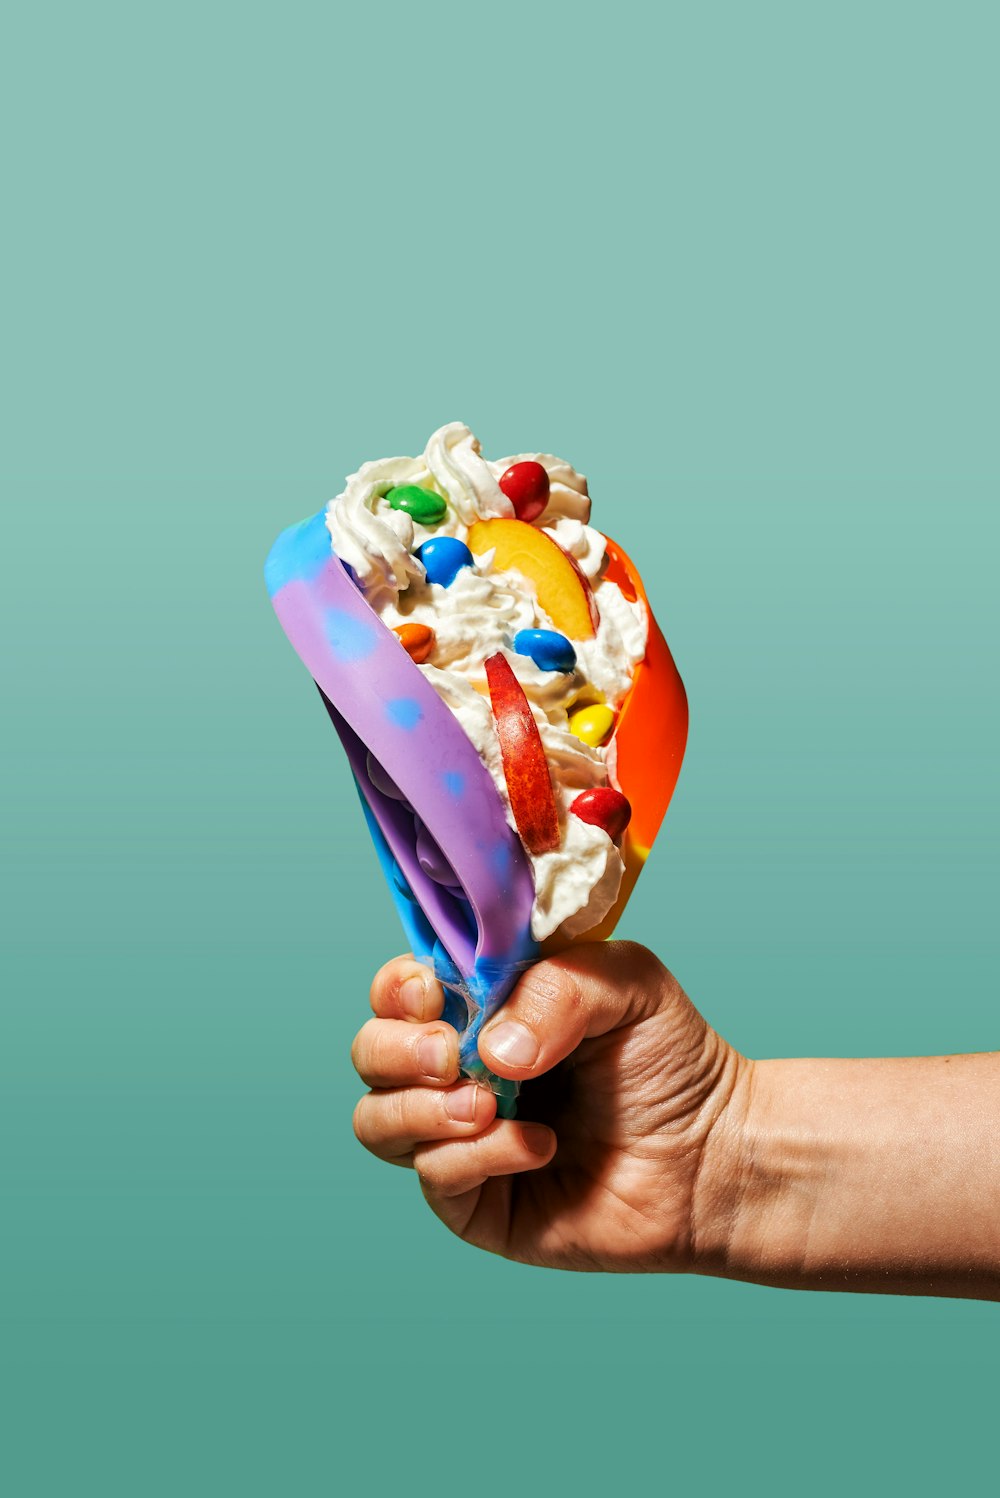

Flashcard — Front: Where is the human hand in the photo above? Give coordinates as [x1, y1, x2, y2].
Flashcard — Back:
[351, 942, 745, 1271]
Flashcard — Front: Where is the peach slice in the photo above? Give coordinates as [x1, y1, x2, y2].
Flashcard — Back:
[467, 518, 599, 640]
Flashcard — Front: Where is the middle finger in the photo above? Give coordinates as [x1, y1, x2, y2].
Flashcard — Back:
[352, 1017, 460, 1089]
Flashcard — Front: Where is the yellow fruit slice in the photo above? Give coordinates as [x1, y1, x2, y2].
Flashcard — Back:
[467, 518, 598, 641]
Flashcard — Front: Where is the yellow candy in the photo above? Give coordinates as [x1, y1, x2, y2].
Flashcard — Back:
[568, 703, 616, 747]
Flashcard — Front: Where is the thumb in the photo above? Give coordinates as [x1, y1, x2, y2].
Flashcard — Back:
[478, 941, 686, 1081]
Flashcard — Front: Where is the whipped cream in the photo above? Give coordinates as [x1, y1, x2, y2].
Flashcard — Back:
[326, 423, 647, 943]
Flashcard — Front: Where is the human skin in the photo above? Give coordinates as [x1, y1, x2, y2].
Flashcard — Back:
[350, 943, 1000, 1300]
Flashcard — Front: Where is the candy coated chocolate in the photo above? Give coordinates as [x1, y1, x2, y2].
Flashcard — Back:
[417, 536, 474, 587]
[571, 786, 632, 841]
[386, 484, 447, 525]
[394, 622, 435, 663]
[512, 628, 577, 674]
[568, 702, 616, 746]
[499, 461, 549, 523]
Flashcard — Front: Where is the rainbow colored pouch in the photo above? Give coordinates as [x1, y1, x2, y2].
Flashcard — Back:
[266, 427, 687, 1113]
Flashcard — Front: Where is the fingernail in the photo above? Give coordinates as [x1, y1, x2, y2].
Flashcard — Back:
[445, 1085, 481, 1123]
[483, 1021, 539, 1069]
[399, 975, 427, 1020]
[417, 1030, 450, 1079]
[521, 1125, 552, 1157]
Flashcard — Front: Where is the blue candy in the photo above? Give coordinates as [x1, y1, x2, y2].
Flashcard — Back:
[512, 628, 577, 674]
[417, 536, 474, 588]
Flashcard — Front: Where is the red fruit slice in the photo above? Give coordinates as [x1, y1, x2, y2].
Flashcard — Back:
[499, 461, 550, 522]
[485, 652, 561, 855]
[571, 787, 632, 841]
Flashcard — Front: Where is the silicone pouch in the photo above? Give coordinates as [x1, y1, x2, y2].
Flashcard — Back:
[266, 512, 688, 1116]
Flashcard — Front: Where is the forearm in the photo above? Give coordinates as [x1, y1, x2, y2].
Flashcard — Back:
[695, 1052, 1000, 1299]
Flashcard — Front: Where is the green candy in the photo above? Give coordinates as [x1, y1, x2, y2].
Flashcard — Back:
[385, 485, 447, 526]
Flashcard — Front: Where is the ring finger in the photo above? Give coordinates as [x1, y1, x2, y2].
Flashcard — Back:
[353, 1082, 498, 1162]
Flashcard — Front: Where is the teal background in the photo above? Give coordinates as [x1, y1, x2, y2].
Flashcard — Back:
[2, 2, 997, 1493]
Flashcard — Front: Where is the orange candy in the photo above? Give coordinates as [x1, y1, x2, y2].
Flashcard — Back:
[393, 622, 435, 664]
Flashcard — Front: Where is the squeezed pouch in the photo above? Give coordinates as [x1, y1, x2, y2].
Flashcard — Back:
[266, 511, 687, 1117]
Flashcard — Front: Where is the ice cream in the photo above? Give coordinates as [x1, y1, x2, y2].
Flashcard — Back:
[324, 422, 648, 943]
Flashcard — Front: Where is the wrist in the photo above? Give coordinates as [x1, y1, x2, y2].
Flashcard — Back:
[689, 1052, 1000, 1298]
[688, 1057, 819, 1284]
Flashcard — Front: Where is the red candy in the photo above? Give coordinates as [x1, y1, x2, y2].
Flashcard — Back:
[571, 787, 632, 841]
[499, 461, 550, 523]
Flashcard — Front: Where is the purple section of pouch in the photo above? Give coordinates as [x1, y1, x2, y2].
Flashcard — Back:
[268, 522, 536, 972]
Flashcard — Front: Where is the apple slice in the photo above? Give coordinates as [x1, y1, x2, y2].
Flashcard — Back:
[467, 517, 599, 640]
[485, 652, 561, 855]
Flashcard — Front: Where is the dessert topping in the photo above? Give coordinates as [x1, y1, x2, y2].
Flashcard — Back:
[393, 622, 435, 663]
[499, 460, 551, 523]
[568, 703, 616, 747]
[512, 628, 577, 674]
[386, 485, 447, 525]
[467, 517, 599, 639]
[416, 536, 474, 587]
[571, 787, 632, 841]
[485, 652, 561, 856]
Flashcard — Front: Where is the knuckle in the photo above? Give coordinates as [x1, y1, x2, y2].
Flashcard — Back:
[350, 1019, 376, 1077]
[368, 964, 393, 1013]
[516, 960, 582, 1017]
[368, 1025, 392, 1079]
[413, 1148, 448, 1193]
[614, 940, 674, 1018]
[615, 940, 665, 982]
[369, 955, 412, 1012]
[384, 1088, 411, 1137]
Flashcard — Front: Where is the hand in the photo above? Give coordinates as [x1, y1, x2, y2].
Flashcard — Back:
[350, 942, 746, 1271]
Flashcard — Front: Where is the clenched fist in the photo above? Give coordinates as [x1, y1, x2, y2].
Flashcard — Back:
[351, 942, 743, 1272]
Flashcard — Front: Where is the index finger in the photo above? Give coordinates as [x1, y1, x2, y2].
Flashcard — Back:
[370, 956, 446, 1024]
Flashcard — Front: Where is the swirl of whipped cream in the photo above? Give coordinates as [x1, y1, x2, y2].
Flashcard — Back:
[424, 422, 513, 526]
[325, 454, 427, 609]
[542, 516, 605, 579]
[327, 423, 602, 608]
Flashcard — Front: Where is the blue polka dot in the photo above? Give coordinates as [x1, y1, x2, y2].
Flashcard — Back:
[442, 771, 466, 797]
[323, 609, 378, 662]
[491, 842, 514, 879]
[386, 697, 423, 730]
[264, 511, 333, 597]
